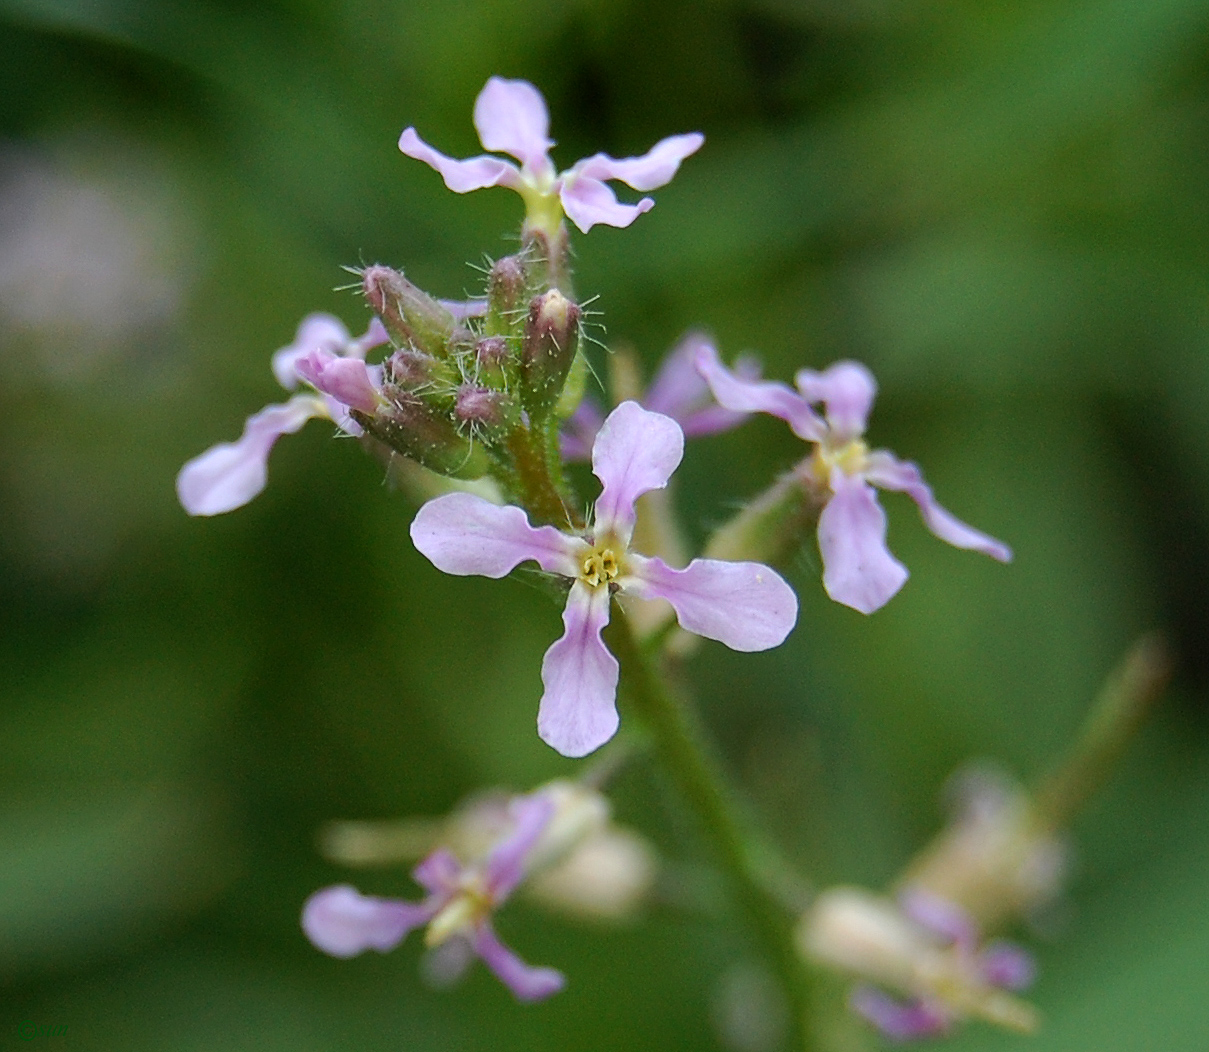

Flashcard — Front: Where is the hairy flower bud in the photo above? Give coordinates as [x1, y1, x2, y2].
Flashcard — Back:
[520, 289, 580, 421]
[454, 385, 518, 441]
[353, 395, 482, 478]
[363, 264, 457, 356]
[486, 255, 528, 335]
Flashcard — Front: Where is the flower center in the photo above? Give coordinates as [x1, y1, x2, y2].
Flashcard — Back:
[580, 547, 621, 589]
[425, 878, 494, 947]
[809, 438, 869, 488]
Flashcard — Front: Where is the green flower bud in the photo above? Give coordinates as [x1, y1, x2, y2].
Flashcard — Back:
[363, 264, 457, 356]
[520, 289, 580, 421]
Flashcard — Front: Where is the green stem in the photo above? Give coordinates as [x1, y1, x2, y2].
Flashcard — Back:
[609, 610, 817, 1051]
[704, 471, 813, 567]
[503, 424, 580, 528]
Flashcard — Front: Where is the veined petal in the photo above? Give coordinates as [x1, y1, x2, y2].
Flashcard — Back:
[794, 361, 876, 442]
[484, 794, 557, 901]
[864, 453, 1012, 562]
[559, 176, 653, 233]
[572, 132, 704, 191]
[410, 492, 581, 578]
[591, 401, 683, 545]
[817, 472, 908, 614]
[625, 554, 797, 651]
[302, 884, 431, 958]
[176, 396, 323, 516]
[398, 127, 523, 193]
[695, 342, 825, 442]
[473, 77, 556, 180]
[272, 313, 351, 390]
[295, 350, 379, 414]
[538, 583, 619, 758]
[472, 922, 565, 1002]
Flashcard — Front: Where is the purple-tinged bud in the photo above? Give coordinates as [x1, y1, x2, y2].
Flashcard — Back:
[363, 264, 457, 356]
[353, 395, 482, 478]
[486, 255, 527, 334]
[520, 289, 580, 421]
[387, 348, 437, 389]
[472, 336, 514, 388]
[455, 385, 518, 441]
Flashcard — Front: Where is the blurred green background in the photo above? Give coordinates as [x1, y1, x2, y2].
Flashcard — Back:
[2, 0, 1208, 1048]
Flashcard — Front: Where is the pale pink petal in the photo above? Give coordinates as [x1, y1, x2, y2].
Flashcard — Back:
[413, 848, 462, 896]
[850, 986, 952, 1041]
[794, 361, 876, 441]
[351, 317, 390, 356]
[398, 127, 523, 193]
[471, 922, 565, 1002]
[864, 452, 1012, 562]
[301, 884, 431, 958]
[176, 396, 323, 516]
[538, 583, 619, 758]
[572, 132, 704, 191]
[591, 401, 683, 545]
[560, 397, 606, 462]
[410, 493, 582, 578]
[695, 342, 825, 442]
[817, 471, 908, 614]
[272, 313, 350, 390]
[294, 350, 380, 414]
[979, 942, 1037, 991]
[472, 77, 556, 179]
[624, 554, 797, 651]
[644, 333, 757, 437]
[438, 298, 488, 321]
[559, 176, 653, 233]
[483, 794, 556, 901]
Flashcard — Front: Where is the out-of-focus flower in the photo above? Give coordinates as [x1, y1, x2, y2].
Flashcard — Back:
[562, 333, 757, 461]
[303, 790, 564, 1002]
[799, 886, 1038, 1041]
[696, 345, 1011, 614]
[410, 401, 798, 757]
[399, 77, 703, 234]
[176, 314, 387, 516]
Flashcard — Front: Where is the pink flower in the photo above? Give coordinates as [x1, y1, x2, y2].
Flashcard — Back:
[410, 401, 798, 757]
[695, 345, 1011, 614]
[302, 792, 565, 1003]
[176, 314, 387, 516]
[561, 333, 758, 462]
[399, 77, 704, 234]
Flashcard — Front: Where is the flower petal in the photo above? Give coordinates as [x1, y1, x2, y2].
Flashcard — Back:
[410, 492, 581, 578]
[591, 401, 683, 545]
[850, 985, 951, 1041]
[559, 176, 653, 233]
[176, 396, 324, 516]
[560, 397, 606, 463]
[625, 554, 797, 651]
[294, 350, 380, 414]
[538, 583, 619, 758]
[484, 794, 557, 901]
[979, 942, 1037, 991]
[572, 132, 705, 191]
[472, 77, 556, 179]
[301, 884, 431, 958]
[864, 453, 1012, 562]
[352, 317, 390, 356]
[695, 342, 824, 442]
[471, 922, 565, 1002]
[817, 472, 908, 614]
[644, 333, 758, 438]
[413, 848, 462, 896]
[272, 313, 351, 390]
[794, 361, 876, 441]
[398, 127, 523, 193]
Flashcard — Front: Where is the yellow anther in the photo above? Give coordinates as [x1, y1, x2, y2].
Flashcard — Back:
[810, 439, 869, 486]
[581, 548, 621, 589]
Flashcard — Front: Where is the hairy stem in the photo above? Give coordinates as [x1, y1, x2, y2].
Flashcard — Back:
[609, 610, 817, 1051]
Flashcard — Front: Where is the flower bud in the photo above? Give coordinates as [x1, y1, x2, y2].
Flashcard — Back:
[486, 255, 527, 335]
[455, 385, 518, 441]
[363, 264, 457, 356]
[520, 289, 580, 421]
[353, 394, 482, 478]
[473, 336, 514, 388]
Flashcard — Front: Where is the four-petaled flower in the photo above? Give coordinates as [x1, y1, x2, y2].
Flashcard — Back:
[303, 790, 565, 1003]
[410, 401, 798, 757]
[561, 332, 758, 461]
[176, 313, 386, 516]
[399, 77, 704, 234]
[695, 345, 1011, 614]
